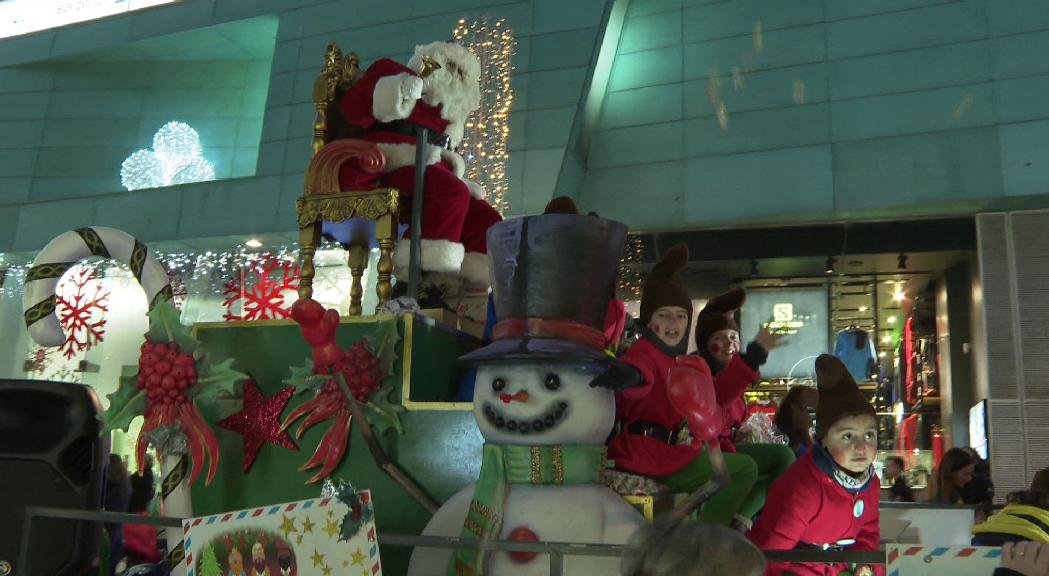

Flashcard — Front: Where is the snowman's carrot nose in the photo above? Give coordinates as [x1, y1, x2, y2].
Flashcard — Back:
[500, 391, 530, 403]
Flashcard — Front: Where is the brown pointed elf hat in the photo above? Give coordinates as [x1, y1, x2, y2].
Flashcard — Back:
[694, 287, 746, 351]
[814, 354, 876, 441]
[639, 243, 692, 326]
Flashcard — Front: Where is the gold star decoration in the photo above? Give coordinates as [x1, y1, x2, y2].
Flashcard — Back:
[323, 517, 340, 540]
[321, 565, 333, 576]
[296, 534, 303, 545]
[279, 514, 297, 538]
[351, 549, 367, 566]
[301, 515, 315, 534]
[342, 560, 350, 568]
[310, 549, 326, 568]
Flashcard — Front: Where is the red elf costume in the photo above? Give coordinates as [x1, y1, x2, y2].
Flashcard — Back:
[695, 289, 796, 522]
[749, 355, 883, 576]
[605, 245, 758, 527]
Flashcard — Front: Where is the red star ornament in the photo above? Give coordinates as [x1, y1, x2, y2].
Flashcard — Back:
[218, 380, 298, 472]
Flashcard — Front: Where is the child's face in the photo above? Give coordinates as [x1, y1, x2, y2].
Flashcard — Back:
[706, 328, 740, 366]
[648, 306, 690, 348]
[824, 414, 877, 474]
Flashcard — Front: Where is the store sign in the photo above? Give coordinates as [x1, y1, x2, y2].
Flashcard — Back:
[741, 288, 828, 379]
[0, 0, 178, 40]
[768, 303, 807, 335]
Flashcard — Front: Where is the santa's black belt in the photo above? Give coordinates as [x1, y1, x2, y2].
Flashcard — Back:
[369, 121, 451, 149]
[626, 420, 684, 445]
[794, 540, 854, 552]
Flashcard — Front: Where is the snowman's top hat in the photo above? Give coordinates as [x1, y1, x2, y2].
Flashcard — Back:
[459, 198, 628, 365]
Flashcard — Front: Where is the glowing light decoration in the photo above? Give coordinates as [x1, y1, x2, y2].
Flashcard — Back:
[0, 0, 178, 40]
[121, 121, 215, 191]
[454, 17, 515, 216]
[617, 235, 646, 299]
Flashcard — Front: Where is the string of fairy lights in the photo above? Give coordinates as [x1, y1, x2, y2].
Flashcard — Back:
[617, 235, 646, 299]
[0, 242, 346, 300]
[454, 17, 515, 216]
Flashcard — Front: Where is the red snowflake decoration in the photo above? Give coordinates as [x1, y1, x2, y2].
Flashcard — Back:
[55, 267, 110, 359]
[222, 256, 300, 321]
[24, 345, 55, 373]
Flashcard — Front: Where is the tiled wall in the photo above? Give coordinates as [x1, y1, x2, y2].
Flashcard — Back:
[580, 0, 1049, 229]
[0, 0, 611, 252]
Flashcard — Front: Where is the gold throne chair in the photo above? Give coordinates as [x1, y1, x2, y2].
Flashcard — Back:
[296, 43, 400, 315]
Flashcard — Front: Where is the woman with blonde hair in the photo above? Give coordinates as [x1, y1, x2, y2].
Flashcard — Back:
[925, 447, 976, 504]
[620, 517, 766, 576]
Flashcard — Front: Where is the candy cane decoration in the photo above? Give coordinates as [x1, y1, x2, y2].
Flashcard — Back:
[148, 425, 192, 576]
[23, 227, 172, 347]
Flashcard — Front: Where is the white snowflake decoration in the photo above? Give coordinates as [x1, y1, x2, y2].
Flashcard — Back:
[120, 121, 215, 191]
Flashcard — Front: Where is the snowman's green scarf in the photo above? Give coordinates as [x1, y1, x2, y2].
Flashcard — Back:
[448, 443, 608, 575]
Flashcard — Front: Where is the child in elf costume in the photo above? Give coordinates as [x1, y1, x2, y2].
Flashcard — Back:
[694, 288, 796, 527]
[605, 244, 759, 527]
[748, 355, 882, 576]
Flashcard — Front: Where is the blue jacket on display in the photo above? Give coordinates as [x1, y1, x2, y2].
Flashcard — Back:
[833, 328, 878, 383]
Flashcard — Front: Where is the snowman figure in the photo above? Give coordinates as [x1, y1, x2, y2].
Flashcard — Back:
[406, 202, 644, 576]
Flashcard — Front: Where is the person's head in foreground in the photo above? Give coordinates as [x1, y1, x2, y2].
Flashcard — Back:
[620, 517, 766, 576]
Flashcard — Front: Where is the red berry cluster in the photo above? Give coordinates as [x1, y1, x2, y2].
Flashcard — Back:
[314, 341, 381, 403]
[137, 340, 197, 405]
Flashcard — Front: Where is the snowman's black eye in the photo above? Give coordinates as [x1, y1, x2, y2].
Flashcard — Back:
[544, 373, 561, 391]
[492, 378, 506, 392]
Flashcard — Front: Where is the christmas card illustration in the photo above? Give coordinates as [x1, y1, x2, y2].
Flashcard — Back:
[182, 489, 381, 576]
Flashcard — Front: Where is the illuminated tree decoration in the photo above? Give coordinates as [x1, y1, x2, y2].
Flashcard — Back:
[454, 17, 515, 216]
[121, 121, 215, 191]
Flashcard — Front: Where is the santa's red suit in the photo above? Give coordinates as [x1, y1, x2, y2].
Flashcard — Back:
[748, 449, 883, 576]
[338, 55, 501, 286]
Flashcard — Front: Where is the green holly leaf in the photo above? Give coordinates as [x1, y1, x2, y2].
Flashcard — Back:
[190, 358, 247, 402]
[102, 365, 147, 434]
[284, 358, 329, 394]
[145, 299, 197, 353]
[370, 317, 401, 382]
[364, 384, 404, 435]
[332, 478, 373, 542]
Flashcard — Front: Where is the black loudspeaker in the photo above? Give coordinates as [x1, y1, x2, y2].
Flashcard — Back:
[0, 379, 108, 576]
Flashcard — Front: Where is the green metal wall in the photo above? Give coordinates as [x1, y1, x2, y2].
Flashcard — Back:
[579, 0, 1049, 229]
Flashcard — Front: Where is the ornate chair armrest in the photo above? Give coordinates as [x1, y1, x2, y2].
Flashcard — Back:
[304, 139, 386, 196]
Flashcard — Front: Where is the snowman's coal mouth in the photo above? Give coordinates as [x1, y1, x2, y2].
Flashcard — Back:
[482, 401, 568, 435]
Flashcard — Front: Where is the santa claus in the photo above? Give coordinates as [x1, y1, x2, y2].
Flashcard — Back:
[338, 41, 502, 298]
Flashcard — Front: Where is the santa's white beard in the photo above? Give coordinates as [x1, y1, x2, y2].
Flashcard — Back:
[421, 71, 479, 145]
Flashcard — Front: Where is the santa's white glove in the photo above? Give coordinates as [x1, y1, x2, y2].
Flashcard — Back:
[464, 178, 486, 200]
[401, 75, 424, 104]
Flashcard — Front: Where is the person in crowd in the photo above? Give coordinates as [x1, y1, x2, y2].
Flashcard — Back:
[925, 447, 976, 504]
[883, 456, 915, 502]
[605, 244, 760, 529]
[104, 454, 132, 576]
[996, 541, 1049, 576]
[123, 454, 161, 568]
[972, 490, 1049, 546]
[693, 288, 796, 529]
[964, 446, 996, 520]
[129, 453, 156, 515]
[620, 517, 766, 576]
[774, 385, 818, 456]
[748, 355, 882, 576]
